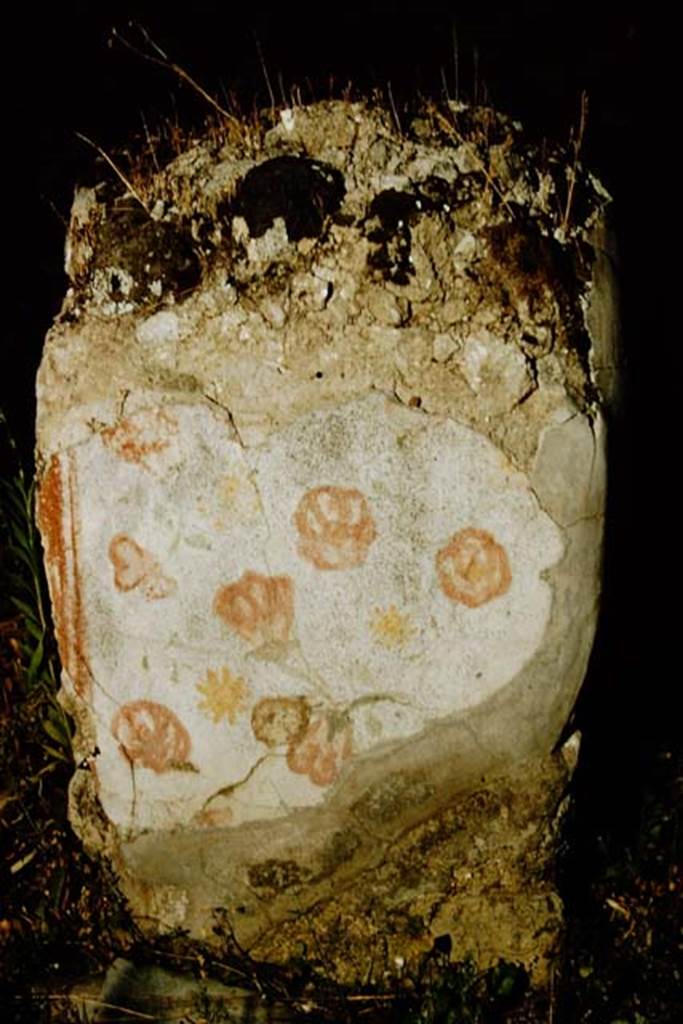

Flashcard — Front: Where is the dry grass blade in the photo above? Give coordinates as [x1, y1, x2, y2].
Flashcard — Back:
[387, 81, 402, 135]
[74, 131, 150, 213]
[433, 106, 515, 218]
[254, 31, 276, 113]
[560, 90, 589, 238]
[113, 23, 241, 128]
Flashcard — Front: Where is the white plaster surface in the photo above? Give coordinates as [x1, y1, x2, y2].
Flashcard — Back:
[60, 393, 563, 833]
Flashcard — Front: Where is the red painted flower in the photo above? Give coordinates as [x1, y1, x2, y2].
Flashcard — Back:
[108, 533, 176, 600]
[294, 486, 377, 570]
[112, 700, 191, 773]
[251, 696, 310, 748]
[287, 712, 352, 786]
[213, 571, 294, 646]
[101, 408, 178, 469]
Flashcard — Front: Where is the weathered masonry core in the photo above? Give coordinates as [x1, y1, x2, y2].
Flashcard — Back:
[36, 100, 618, 983]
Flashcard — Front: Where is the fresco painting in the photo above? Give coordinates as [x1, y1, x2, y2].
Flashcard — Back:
[59, 395, 561, 831]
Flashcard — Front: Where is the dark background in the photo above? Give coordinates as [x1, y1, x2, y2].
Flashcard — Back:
[2, 4, 668, 844]
[4, 4, 649, 440]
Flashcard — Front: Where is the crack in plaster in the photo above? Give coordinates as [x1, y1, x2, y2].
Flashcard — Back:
[202, 392, 245, 447]
[75, 652, 122, 708]
[347, 691, 416, 713]
[586, 411, 599, 487]
[117, 387, 131, 420]
[201, 752, 272, 810]
[127, 756, 138, 827]
[261, 776, 305, 822]
[562, 511, 603, 529]
[518, 352, 539, 405]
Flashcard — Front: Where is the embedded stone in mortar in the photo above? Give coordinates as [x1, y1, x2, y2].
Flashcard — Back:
[40, 392, 562, 836]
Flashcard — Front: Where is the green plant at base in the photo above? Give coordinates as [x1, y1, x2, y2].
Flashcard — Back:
[0, 410, 72, 763]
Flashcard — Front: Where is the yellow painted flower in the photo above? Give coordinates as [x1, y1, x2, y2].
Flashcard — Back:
[196, 667, 248, 725]
[370, 604, 415, 649]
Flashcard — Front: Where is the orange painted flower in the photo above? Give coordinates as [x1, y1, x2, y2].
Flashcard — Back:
[293, 486, 377, 570]
[251, 696, 310, 748]
[213, 570, 294, 646]
[111, 700, 191, 773]
[287, 713, 352, 787]
[108, 533, 177, 600]
[436, 528, 511, 608]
